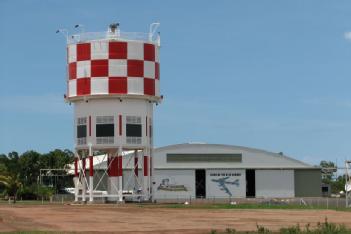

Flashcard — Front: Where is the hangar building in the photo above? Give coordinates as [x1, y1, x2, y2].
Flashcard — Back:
[90, 143, 321, 199]
[152, 143, 321, 199]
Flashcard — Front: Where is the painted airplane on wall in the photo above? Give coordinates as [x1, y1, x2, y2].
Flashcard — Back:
[157, 178, 188, 191]
[211, 177, 239, 196]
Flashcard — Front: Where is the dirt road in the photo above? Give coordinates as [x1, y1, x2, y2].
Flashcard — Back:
[0, 204, 351, 233]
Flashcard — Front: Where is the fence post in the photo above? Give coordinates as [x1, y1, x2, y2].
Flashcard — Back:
[327, 197, 329, 209]
[337, 197, 339, 209]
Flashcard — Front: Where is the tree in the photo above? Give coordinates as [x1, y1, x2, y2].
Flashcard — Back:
[39, 149, 74, 192]
[320, 160, 345, 194]
[0, 152, 22, 202]
[19, 151, 42, 186]
[0, 174, 22, 202]
[320, 161, 336, 183]
[40, 149, 74, 169]
[334, 175, 346, 193]
[0, 149, 75, 200]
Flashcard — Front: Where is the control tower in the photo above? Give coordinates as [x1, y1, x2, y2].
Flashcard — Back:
[63, 23, 161, 202]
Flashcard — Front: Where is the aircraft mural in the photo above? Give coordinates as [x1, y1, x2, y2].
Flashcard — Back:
[211, 177, 239, 196]
[157, 178, 188, 192]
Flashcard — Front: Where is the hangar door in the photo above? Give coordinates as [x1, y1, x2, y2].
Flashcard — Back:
[294, 169, 321, 197]
[195, 169, 206, 198]
[255, 170, 294, 197]
[246, 169, 256, 197]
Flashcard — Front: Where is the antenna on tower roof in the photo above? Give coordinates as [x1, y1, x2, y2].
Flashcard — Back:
[109, 23, 119, 33]
[149, 22, 160, 43]
[74, 24, 85, 33]
[56, 28, 68, 42]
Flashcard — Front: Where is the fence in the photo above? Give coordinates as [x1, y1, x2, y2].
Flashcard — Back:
[6, 195, 348, 208]
[154, 196, 348, 209]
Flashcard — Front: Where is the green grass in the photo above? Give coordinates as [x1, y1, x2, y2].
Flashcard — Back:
[210, 219, 351, 233]
[141, 203, 351, 211]
[0, 200, 68, 205]
[1, 199, 351, 212]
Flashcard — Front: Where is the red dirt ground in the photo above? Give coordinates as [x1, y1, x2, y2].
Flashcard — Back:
[0, 204, 351, 233]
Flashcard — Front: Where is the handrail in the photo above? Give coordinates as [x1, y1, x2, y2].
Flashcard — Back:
[67, 31, 158, 44]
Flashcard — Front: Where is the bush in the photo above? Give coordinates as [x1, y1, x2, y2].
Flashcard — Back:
[225, 228, 236, 234]
[257, 224, 271, 233]
[18, 185, 37, 200]
[210, 219, 351, 234]
[36, 186, 55, 200]
[279, 218, 349, 234]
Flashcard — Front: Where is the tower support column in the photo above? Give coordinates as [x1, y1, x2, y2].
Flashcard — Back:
[74, 155, 79, 202]
[134, 150, 138, 191]
[89, 161, 93, 202]
[150, 148, 154, 201]
[81, 156, 87, 202]
[143, 148, 150, 200]
[118, 147, 123, 202]
[107, 153, 119, 202]
[88, 145, 93, 203]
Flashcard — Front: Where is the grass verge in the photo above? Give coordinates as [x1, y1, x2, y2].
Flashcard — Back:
[147, 203, 351, 211]
[210, 218, 351, 233]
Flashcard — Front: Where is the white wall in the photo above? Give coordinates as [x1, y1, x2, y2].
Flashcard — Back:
[153, 169, 195, 199]
[75, 98, 153, 149]
[255, 170, 294, 198]
[206, 169, 246, 198]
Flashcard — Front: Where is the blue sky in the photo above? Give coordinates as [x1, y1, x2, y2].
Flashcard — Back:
[1, 0, 351, 166]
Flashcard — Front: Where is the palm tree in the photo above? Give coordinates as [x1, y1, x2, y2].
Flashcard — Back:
[0, 174, 22, 203]
[0, 159, 22, 203]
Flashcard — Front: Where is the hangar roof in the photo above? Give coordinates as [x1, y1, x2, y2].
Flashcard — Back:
[86, 143, 318, 170]
[153, 143, 318, 170]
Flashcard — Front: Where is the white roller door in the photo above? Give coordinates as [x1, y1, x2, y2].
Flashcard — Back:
[256, 170, 294, 198]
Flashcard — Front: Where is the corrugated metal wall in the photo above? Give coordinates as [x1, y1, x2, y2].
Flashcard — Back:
[294, 169, 321, 197]
[255, 170, 295, 197]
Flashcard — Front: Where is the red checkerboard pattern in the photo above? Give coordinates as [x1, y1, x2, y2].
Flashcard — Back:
[67, 41, 160, 99]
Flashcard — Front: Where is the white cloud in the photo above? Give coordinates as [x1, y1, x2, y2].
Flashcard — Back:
[344, 32, 351, 41]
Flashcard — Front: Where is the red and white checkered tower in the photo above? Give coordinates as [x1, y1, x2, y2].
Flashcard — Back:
[64, 23, 161, 203]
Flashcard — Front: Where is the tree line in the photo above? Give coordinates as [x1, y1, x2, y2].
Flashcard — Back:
[0, 150, 347, 201]
[0, 149, 74, 202]
[320, 160, 346, 194]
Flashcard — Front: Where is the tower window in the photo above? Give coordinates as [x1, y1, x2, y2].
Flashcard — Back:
[77, 117, 87, 138]
[96, 116, 114, 137]
[76, 117, 87, 145]
[126, 116, 142, 144]
[77, 125, 87, 138]
[126, 124, 142, 137]
[126, 116, 142, 137]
